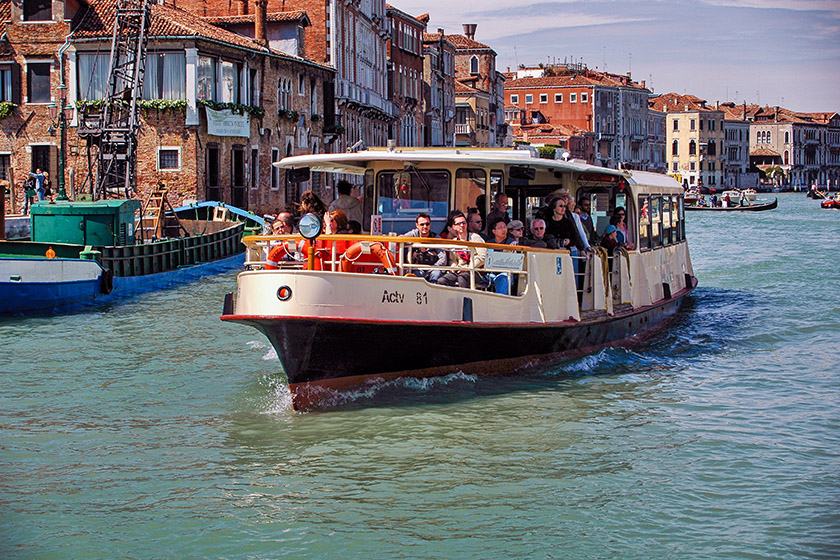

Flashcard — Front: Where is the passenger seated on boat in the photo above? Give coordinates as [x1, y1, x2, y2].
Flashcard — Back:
[467, 208, 487, 240]
[522, 218, 557, 249]
[401, 213, 445, 281]
[484, 193, 510, 235]
[484, 217, 515, 294]
[437, 211, 485, 288]
[272, 212, 295, 235]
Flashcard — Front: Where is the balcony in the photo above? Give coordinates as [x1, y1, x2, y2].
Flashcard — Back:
[455, 124, 473, 134]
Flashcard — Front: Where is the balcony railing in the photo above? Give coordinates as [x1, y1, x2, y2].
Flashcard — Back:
[455, 124, 473, 134]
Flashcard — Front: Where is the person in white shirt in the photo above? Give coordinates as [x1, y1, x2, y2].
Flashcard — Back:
[328, 180, 363, 228]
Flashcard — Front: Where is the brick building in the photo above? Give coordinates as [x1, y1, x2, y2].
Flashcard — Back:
[445, 24, 506, 147]
[212, 0, 396, 153]
[420, 26, 455, 147]
[505, 64, 651, 169]
[1, 0, 334, 216]
[386, 5, 424, 147]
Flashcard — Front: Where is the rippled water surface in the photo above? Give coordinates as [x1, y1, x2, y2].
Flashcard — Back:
[2, 194, 839, 559]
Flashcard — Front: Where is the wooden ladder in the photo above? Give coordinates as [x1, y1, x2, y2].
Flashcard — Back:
[139, 189, 167, 240]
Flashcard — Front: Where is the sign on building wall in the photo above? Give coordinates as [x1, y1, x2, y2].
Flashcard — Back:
[206, 108, 251, 138]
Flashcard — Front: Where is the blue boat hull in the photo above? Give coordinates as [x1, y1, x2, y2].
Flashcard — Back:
[1, 253, 244, 316]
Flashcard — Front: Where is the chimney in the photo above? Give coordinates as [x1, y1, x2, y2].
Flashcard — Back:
[234, 0, 247, 16]
[255, 0, 268, 46]
[438, 28, 444, 35]
[641, 80, 646, 89]
[462, 23, 476, 40]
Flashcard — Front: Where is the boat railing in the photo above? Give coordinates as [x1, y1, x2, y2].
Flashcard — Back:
[243, 234, 629, 315]
[243, 234, 567, 294]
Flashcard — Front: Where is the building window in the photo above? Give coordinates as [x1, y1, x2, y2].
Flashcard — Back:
[581, 92, 588, 103]
[23, 0, 52, 21]
[0, 65, 13, 102]
[250, 69, 259, 106]
[157, 147, 181, 171]
[525, 94, 533, 104]
[250, 148, 259, 189]
[766, 131, 772, 143]
[470, 55, 479, 74]
[220, 61, 241, 104]
[197, 56, 216, 101]
[673, 119, 678, 131]
[271, 148, 281, 190]
[0, 154, 10, 180]
[298, 73, 305, 96]
[143, 52, 186, 100]
[570, 93, 577, 103]
[277, 77, 291, 110]
[785, 131, 790, 143]
[510, 94, 518, 104]
[672, 140, 678, 156]
[689, 140, 696, 156]
[27, 62, 51, 103]
[555, 93, 562, 103]
[690, 118, 696, 131]
[77, 53, 109, 100]
[539, 93, 548, 104]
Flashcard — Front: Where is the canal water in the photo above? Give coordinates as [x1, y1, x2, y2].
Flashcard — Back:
[2, 194, 838, 559]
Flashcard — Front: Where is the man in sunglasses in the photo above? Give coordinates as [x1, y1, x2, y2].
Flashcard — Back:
[402, 213, 444, 280]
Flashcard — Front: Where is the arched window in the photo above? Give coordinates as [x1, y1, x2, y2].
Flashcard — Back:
[470, 55, 479, 74]
[785, 131, 790, 144]
[784, 150, 789, 165]
[766, 131, 772, 144]
[672, 139, 679, 156]
[689, 140, 696, 156]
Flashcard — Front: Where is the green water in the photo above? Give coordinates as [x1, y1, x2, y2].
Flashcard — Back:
[1, 194, 838, 559]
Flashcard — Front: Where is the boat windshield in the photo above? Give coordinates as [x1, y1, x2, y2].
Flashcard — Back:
[376, 169, 450, 234]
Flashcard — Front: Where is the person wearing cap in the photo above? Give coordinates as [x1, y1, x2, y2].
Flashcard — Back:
[507, 219, 526, 245]
[600, 224, 621, 255]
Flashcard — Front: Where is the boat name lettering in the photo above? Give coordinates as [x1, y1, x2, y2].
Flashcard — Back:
[381, 290, 405, 304]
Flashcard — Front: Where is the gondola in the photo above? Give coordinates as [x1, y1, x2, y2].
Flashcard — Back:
[685, 198, 777, 212]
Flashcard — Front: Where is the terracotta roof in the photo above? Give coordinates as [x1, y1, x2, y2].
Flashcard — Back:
[750, 148, 781, 157]
[0, 1, 11, 22]
[75, 0, 269, 54]
[444, 34, 494, 53]
[649, 92, 719, 112]
[455, 81, 482, 94]
[507, 72, 647, 90]
[203, 11, 309, 25]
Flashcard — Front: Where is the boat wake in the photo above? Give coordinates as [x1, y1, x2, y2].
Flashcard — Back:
[247, 339, 277, 361]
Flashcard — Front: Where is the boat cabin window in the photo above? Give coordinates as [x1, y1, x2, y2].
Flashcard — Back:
[650, 196, 662, 247]
[376, 169, 450, 234]
[363, 169, 374, 232]
[662, 196, 672, 244]
[455, 168, 486, 216]
[677, 196, 685, 241]
[638, 195, 651, 251]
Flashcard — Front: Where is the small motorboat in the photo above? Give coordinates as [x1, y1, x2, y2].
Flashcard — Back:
[684, 188, 701, 205]
[742, 188, 757, 201]
[821, 196, 840, 209]
[720, 190, 742, 206]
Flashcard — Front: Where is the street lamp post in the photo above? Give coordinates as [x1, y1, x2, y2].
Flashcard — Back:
[48, 83, 74, 202]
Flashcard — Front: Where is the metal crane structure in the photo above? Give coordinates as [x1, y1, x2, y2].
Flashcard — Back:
[82, 0, 151, 200]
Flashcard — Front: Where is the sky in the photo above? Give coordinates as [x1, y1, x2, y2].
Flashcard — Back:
[396, 0, 840, 112]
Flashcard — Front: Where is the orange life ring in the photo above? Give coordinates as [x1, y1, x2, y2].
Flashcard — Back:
[340, 241, 398, 275]
[265, 240, 300, 270]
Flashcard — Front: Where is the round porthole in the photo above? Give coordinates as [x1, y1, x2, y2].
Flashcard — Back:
[277, 285, 292, 301]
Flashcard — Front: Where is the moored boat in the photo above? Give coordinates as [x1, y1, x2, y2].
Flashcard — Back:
[0, 196, 262, 315]
[221, 147, 697, 410]
[821, 195, 840, 209]
[742, 188, 757, 201]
